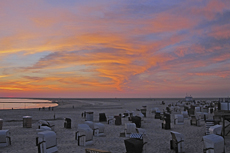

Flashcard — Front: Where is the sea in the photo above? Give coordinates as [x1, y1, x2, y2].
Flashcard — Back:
[0, 97, 220, 110]
[0, 98, 58, 110]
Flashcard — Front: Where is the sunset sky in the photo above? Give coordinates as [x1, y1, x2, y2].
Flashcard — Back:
[0, 0, 230, 98]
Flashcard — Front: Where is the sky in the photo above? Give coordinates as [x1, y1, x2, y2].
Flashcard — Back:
[0, 0, 230, 98]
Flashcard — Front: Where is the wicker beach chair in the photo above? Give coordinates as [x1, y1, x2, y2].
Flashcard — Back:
[202, 134, 224, 153]
[0, 130, 11, 147]
[190, 115, 200, 126]
[36, 130, 58, 153]
[174, 114, 184, 125]
[181, 111, 189, 119]
[76, 124, 93, 146]
[125, 123, 137, 137]
[99, 113, 107, 122]
[64, 118, 71, 129]
[170, 131, 185, 153]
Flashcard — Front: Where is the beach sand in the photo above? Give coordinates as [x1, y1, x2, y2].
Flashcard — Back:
[0, 98, 229, 153]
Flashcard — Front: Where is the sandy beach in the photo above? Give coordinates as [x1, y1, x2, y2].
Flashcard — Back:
[0, 98, 229, 153]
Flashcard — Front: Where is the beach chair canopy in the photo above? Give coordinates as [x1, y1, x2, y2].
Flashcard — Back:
[202, 134, 224, 153]
[85, 121, 94, 130]
[170, 131, 184, 142]
[209, 125, 222, 135]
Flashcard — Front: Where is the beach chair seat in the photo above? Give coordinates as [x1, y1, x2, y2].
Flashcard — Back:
[209, 125, 222, 136]
[202, 134, 224, 153]
[174, 114, 184, 125]
[170, 131, 185, 153]
[76, 124, 93, 146]
[190, 115, 200, 126]
[0, 130, 11, 147]
[36, 131, 58, 153]
[205, 120, 215, 135]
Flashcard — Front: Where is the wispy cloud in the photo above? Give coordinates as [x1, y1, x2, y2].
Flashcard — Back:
[0, 0, 229, 97]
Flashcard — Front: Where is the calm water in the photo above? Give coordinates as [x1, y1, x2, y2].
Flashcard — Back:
[0, 98, 58, 110]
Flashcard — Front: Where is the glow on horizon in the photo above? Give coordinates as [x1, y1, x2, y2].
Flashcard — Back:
[0, 0, 230, 98]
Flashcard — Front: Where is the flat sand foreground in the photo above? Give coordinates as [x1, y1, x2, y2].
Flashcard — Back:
[0, 98, 229, 153]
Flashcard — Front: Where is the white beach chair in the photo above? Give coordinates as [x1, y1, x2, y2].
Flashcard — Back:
[36, 131, 58, 153]
[170, 131, 185, 153]
[195, 107, 201, 113]
[94, 123, 105, 137]
[85, 112, 94, 121]
[174, 114, 184, 125]
[181, 111, 189, 119]
[209, 125, 222, 136]
[202, 134, 224, 153]
[0, 130, 11, 147]
[125, 123, 137, 137]
[85, 121, 105, 137]
[76, 124, 93, 146]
